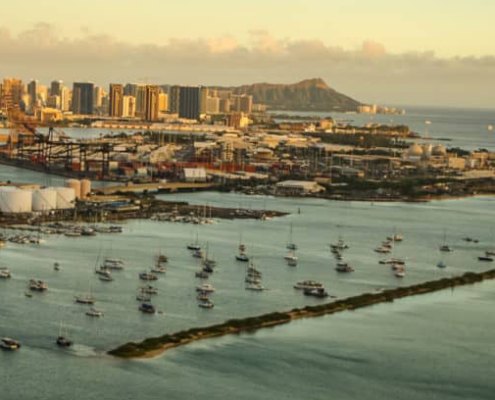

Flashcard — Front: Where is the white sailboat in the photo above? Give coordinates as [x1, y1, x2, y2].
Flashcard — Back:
[286, 223, 297, 250]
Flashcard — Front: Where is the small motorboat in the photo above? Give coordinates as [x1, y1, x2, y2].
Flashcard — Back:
[439, 245, 453, 252]
[74, 294, 95, 305]
[53, 262, 61, 271]
[198, 299, 214, 309]
[139, 271, 158, 281]
[478, 256, 494, 262]
[56, 336, 73, 348]
[436, 261, 447, 269]
[235, 253, 249, 262]
[28, 279, 48, 292]
[151, 265, 167, 274]
[0, 268, 11, 279]
[139, 302, 156, 314]
[335, 262, 354, 273]
[303, 287, 329, 298]
[374, 246, 391, 254]
[294, 280, 323, 290]
[196, 283, 215, 293]
[85, 307, 104, 317]
[1, 337, 21, 351]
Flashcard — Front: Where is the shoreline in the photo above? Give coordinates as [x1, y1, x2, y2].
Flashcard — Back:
[108, 269, 495, 359]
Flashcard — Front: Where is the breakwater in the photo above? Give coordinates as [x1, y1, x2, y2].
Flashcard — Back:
[108, 269, 495, 359]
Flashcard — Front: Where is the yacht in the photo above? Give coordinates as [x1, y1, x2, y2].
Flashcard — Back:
[294, 280, 323, 290]
[140, 285, 158, 295]
[187, 232, 201, 251]
[196, 283, 215, 293]
[56, 324, 73, 348]
[287, 258, 298, 267]
[374, 246, 391, 254]
[74, 294, 95, 305]
[0, 267, 11, 279]
[303, 287, 329, 298]
[439, 245, 453, 252]
[192, 249, 204, 259]
[245, 282, 266, 291]
[335, 262, 354, 273]
[139, 302, 156, 314]
[139, 271, 158, 281]
[284, 251, 298, 263]
[379, 258, 405, 265]
[28, 279, 48, 292]
[103, 259, 124, 270]
[394, 267, 406, 278]
[330, 238, 349, 251]
[151, 264, 167, 274]
[198, 299, 214, 309]
[196, 291, 210, 301]
[1, 337, 21, 351]
[98, 272, 113, 282]
[86, 307, 104, 317]
[236, 253, 249, 262]
[387, 233, 403, 242]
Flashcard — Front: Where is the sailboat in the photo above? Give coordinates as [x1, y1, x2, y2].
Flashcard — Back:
[245, 259, 266, 291]
[187, 231, 201, 251]
[286, 223, 297, 250]
[202, 242, 216, 269]
[284, 250, 298, 266]
[56, 322, 73, 347]
[236, 233, 249, 262]
[439, 230, 453, 252]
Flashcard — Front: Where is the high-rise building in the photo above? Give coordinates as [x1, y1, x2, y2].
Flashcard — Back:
[109, 84, 124, 117]
[169, 86, 181, 114]
[135, 85, 147, 118]
[179, 86, 200, 120]
[93, 86, 104, 109]
[71, 82, 94, 115]
[144, 85, 160, 121]
[1, 78, 24, 110]
[27, 80, 39, 110]
[199, 87, 209, 115]
[235, 94, 253, 114]
[158, 93, 168, 112]
[122, 95, 136, 117]
[61, 87, 71, 111]
[206, 96, 220, 114]
[50, 80, 63, 97]
[124, 83, 139, 97]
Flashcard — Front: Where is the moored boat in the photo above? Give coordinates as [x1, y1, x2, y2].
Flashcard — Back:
[1, 337, 21, 351]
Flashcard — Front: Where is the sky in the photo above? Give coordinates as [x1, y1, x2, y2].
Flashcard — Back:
[1, 0, 494, 107]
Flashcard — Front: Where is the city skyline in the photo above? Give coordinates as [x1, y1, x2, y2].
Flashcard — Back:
[1, 1, 494, 107]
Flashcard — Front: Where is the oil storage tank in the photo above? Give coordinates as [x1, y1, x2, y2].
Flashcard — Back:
[0, 187, 33, 213]
[32, 188, 58, 212]
[54, 187, 76, 209]
[80, 179, 91, 199]
[65, 179, 81, 199]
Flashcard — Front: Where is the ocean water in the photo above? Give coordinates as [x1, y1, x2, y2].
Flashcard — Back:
[272, 106, 495, 151]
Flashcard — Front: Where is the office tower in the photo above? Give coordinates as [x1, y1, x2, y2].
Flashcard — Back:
[135, 85, 147, 118]
[206, 96, 220, 114]
[179, 86, 200, 120]
[50, 80, 63, 97]
[93, 86, 104, 109]
[144, 85, 160, 121]
[27, 80, 39, 110]
[158, 93, 168, 112]
[71, 82, 94, 115]
[122, 95, 136, 117]
[169, 86, 180, 114]
[199, 87, 209, 114]
[219, 98, 231, 113]
[61, 87, 71, 111]
[109, 84, 124, 117]
[124, 83, 139, 97]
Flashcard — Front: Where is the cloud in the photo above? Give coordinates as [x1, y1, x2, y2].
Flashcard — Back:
[0, 24, 494, 107]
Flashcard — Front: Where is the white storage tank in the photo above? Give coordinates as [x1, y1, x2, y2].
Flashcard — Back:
[65, 179, 81, 199]
[80, 179, 91, 199]
[54, 187, 76, 209]
[0, 187, 33, 213]
[32, 188, 58, 211]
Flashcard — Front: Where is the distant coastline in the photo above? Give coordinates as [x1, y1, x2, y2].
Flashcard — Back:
[108, 269, 495, 359]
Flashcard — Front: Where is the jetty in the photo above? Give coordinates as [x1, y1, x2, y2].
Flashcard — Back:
[108, 269, 495, 359]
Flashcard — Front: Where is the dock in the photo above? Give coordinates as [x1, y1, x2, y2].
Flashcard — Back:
[98, 182, 217, 195]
